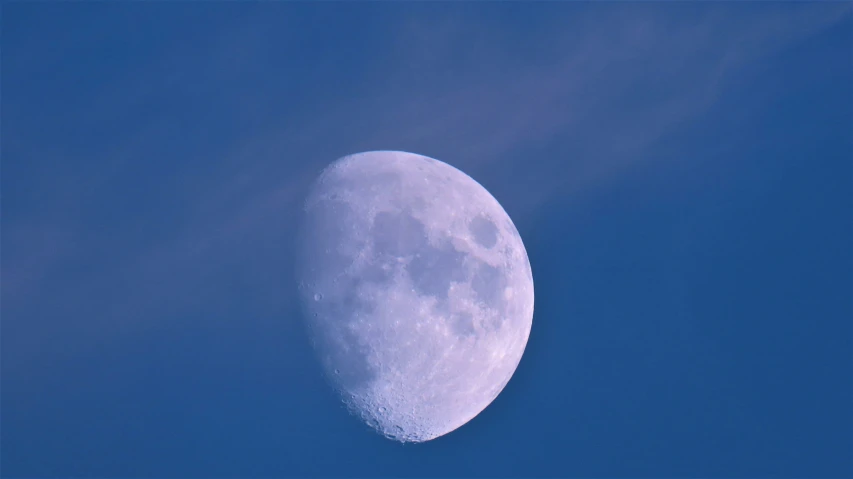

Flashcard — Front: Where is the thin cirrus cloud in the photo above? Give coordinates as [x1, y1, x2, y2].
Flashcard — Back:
[2, 3, 850, 377]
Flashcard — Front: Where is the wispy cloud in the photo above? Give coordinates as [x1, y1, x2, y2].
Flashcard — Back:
[3, 3, 849, 375]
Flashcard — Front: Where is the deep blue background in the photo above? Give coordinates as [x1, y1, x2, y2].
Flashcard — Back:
[2, 3, 851, 478]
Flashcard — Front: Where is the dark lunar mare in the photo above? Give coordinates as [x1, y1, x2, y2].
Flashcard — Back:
[469, 215, 499, 248]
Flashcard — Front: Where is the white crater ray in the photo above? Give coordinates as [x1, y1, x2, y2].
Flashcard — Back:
[295, 151, 534, 443]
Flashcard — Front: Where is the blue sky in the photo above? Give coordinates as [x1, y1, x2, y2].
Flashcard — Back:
[2, 2, 851, 477]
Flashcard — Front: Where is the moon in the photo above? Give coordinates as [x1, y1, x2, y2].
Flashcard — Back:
[295, 151, 534, 442]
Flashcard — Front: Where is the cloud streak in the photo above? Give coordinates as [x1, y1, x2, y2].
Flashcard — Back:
[3, 3, 850, 377]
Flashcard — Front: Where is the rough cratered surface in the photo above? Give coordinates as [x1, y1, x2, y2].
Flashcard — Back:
[296, 151, 534, 442]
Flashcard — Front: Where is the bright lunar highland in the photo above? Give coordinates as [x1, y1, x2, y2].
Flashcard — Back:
[296, 151, 534, 442]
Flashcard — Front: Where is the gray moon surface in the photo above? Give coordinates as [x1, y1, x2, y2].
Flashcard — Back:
[296, 151, 534, 442]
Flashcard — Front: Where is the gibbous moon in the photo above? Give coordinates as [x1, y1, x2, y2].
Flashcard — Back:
[296, 151, 534, 442]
